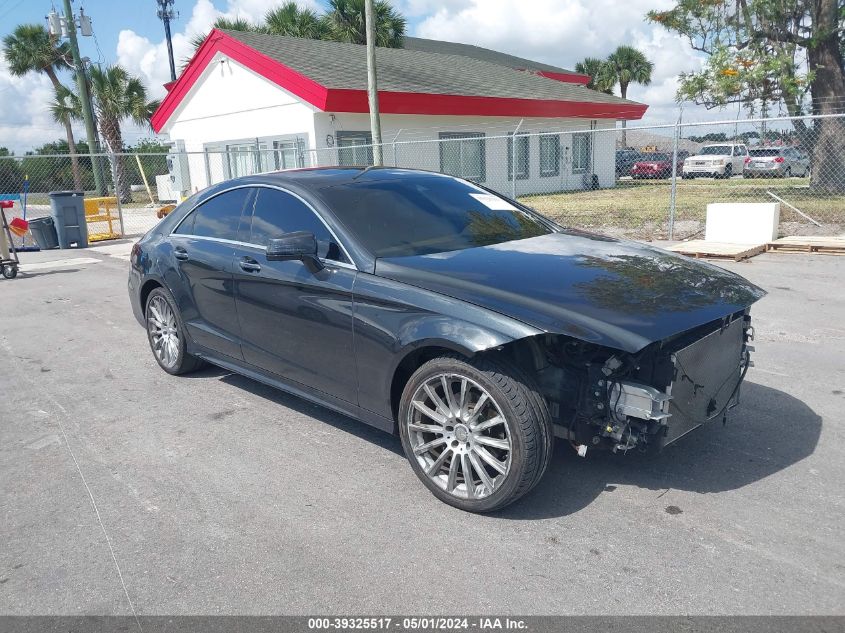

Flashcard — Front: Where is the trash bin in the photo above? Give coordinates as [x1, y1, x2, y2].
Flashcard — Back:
[28, 216, 59, 250]
[48, 190, 88, 248]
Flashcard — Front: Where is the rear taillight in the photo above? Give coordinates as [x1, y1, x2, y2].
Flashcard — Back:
[131, 242, 142, 264]
[744, 157, 751, 164]
[774, 156, 785, 163]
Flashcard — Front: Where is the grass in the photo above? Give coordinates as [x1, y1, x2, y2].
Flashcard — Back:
[519, 177, 845, 239]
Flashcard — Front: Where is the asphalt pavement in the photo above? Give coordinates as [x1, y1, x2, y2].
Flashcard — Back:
[0, 241, 843, 615]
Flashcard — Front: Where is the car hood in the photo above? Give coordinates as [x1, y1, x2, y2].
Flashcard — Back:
[375, 232, 766, 353]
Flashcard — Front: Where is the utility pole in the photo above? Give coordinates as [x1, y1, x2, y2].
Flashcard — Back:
[61, 0, 105, 195]
[364, 0, 383, 165]
[156, 0, 178, 82]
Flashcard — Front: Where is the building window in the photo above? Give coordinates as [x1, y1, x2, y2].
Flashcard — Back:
[539, 134, 560, 177]
[337, 131, 374, 166]
[572, 133, 591, 173]
[507, 133, 530, 180]
[439, 132, 486, 182]
[226, 142, 269, 177]
[273, 139, 303, 170]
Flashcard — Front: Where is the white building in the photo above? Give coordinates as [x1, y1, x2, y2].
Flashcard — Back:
[152, 30, 647, 197]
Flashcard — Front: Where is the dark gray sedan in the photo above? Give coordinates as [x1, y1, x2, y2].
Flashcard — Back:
[129, 167, 764, 512]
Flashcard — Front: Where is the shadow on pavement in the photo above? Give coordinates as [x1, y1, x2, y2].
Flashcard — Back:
[200, 371, 820, 519]
[501, 380, 821, 519]
[219, 371, 405, 457]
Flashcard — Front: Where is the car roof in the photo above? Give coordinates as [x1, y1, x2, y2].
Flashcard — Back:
[222, 166, 465, 189]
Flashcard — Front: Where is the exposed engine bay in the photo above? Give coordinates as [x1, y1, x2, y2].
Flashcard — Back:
[508, 310, 754, 454]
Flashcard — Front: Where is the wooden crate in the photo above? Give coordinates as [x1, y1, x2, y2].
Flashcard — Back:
[766, 236, 845, 255]
[667, 240, 766, 262]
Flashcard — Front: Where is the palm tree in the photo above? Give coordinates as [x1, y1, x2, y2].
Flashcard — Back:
[574, 57, 613, 94]
[323, 0, 406, 47]
[87, 65, 160, 202]
[265, 2, 328, 38]
[2, 24, 83, 189]
[187, 17, 259, 62]
[603, 46, 654, 147]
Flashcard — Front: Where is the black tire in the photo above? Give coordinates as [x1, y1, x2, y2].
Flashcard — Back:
[2, 265, 17, 279]
[783, 167, 791, 178]
[144, 286, 205, 375]
[722, 164, 733, 179]
[398, 354, 554, 513]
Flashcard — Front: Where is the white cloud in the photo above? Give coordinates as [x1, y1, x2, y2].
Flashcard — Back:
[0, 56, 83, 154]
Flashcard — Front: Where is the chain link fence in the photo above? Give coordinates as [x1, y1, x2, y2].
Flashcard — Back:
[1, 113, 842, 245]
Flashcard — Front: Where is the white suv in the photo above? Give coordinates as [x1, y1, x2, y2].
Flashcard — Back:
[682, 143, 749, 179]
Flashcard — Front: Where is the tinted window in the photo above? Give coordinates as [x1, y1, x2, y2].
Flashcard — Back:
[640, 153, 671, 161]
[175, 188, 250, 239]
[246, 188, 345, 262]
[318, 172, 553, 258]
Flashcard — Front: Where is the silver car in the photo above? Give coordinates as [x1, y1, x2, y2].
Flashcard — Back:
[744, 147, 810, 178]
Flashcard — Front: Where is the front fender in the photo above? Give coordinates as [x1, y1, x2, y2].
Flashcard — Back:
[352, 272, 541, 420]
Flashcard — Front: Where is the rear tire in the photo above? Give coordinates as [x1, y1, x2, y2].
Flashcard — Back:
[722, 165, 733, 179]
[398, 354, 553, 513]
[145, 287, 205, 375]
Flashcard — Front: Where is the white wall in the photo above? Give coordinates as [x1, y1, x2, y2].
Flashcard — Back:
[313, 113, 617, 197]
[164, 52, 318, 192]
[162, 53, 620, 197]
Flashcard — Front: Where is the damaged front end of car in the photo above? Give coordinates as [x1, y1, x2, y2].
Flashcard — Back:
[518, 310, 755, 454]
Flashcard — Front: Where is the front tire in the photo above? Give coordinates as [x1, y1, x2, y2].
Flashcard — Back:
[398, 355, 553, 513]
[145, 287, 205, 375]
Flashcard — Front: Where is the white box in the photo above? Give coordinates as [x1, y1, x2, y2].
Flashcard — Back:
[705, 203, 780, 244]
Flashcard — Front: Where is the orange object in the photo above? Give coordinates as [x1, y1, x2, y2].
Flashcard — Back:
[9, 217, 28, 238]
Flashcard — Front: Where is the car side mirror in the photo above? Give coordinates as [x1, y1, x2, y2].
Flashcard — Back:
[266, 231, 323, 270]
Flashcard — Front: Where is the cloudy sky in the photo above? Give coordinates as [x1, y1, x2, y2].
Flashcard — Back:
[0, 0, 716, 153]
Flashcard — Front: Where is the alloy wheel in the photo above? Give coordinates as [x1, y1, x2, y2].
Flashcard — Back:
[147, 295, 180, 369]
[407, 373, 512, 500]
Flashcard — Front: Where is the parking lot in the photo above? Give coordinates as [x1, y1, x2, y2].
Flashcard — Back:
[1, 242, 843, 615]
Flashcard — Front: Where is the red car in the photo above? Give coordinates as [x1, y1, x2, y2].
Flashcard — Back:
[631, 152, 687, 179]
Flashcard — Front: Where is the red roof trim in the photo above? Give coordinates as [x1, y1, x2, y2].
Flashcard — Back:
[151, 30, 645, 133]
[151, 29, 329, 132]
[533, 70, 591, 85]
[326, 89, 646, 119]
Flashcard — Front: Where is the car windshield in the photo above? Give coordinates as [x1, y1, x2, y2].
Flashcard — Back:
[700, 145, 733, 155]
[749, 148, 782, 157]
[316, 172, 554, 258]
[640, 153, 670, 161]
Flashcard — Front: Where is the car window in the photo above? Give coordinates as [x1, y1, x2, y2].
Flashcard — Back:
[316, 173, 553, 258]
[246, 188, 346, 262]
[750, 148, 780, 157]
[700, 145, 732, 155]
[174, 187, 251, 239]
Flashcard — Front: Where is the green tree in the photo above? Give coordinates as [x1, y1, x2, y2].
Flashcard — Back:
[87, 65, 160, 202]
[2, 24, 83, 189]
[187, 17, 259, 63]
[265, 2, 328, 38]
[574, 57, 613, 93]
[647, 0, 845, 192]
[323, 0, 406, 47]
[189, 0, 407, 56]
[602, 46, 654, 147]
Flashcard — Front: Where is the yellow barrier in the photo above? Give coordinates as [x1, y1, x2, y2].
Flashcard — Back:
[83, 196, 121, 242]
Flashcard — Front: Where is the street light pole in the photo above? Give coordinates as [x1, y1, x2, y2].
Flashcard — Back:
[62, 0, 105, 195]
[364, 0, 383, 165]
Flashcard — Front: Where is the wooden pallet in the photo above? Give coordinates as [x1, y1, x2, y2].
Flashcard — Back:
[668, 240, 766, 262]
[766, 236, 845, 255]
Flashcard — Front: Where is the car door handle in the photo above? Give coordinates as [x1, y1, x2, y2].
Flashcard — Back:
[174, 247, 189, 261]
[239, 257, 261, 273]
